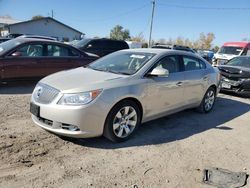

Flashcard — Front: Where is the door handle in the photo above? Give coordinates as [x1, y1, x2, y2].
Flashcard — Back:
[176, 82, 183, 86]
[203, 76, 208, 81]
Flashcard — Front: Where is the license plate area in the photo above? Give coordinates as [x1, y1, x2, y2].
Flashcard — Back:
[30, 103, 40, 117]
[221, 82, 231, 89]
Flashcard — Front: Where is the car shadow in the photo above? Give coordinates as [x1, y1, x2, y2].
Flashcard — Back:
[61, 96, 250, 149]
[220, 90, 250, 99]
[0, 81, 37, 95]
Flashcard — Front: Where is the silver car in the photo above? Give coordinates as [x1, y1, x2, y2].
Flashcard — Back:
[30, 49, 220, 142]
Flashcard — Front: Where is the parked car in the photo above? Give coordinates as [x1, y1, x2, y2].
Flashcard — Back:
[73, 38, 129, 57]
[0, 38, 98, 82]
[30, 49, 220, 142]
[152, 44, 197, 53]
[219, 56, 250, 96]
[197, 50, 214, 63]
[0, 37, 10, 44]
[212, 42, 250, 66]
[18, 35, 57, 41]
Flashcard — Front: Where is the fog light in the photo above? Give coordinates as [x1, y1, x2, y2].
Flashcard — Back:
[61, 123, 80, 131]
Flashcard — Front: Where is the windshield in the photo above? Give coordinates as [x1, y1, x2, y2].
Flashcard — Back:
[73, 38, 91, 48]
[218, 46, 243, 55]
[226, 57, 250, 68]
[88, 51, 155, 75]
[0, 39, 22, 56]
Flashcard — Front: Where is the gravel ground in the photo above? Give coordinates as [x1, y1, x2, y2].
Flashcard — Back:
[0, 83, 250, 188]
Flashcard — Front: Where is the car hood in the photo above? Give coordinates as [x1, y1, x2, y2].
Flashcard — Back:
[40, 67, 129, 93]
[218, 65, 250, 78]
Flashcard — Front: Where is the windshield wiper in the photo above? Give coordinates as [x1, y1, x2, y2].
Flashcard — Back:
[107, 70, 131, 75]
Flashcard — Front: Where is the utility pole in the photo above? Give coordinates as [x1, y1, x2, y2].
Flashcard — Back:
[148, 0, 155, 47]
[51, 10, 54, 18]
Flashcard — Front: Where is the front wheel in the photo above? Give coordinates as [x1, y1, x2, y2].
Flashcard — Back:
[197, 87, 216, 113]
[103, 100, 141, 142]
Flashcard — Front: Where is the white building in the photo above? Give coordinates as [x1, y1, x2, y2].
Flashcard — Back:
[0, 16, 21, 36]
[7, 17, 84, 41]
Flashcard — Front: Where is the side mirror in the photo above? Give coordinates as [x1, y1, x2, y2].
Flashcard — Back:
[148, 66, 169, 77]
[11, 51, 22, 57]
[86, 44, 92, 49]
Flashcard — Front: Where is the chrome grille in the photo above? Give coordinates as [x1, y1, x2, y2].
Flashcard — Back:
[33, 83, 59, 104]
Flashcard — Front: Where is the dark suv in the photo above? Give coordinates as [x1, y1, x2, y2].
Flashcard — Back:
[73, 38, 129, 57]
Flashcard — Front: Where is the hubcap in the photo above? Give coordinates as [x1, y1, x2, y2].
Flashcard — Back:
[204, 90, 215, 111]
[113, 106, 137, 138]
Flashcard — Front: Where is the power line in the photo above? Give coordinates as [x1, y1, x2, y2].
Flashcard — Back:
[66, 4, 149, 23]
[158, 3, 250, 10]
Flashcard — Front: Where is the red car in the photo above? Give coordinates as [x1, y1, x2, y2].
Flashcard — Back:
[0, 38, 99, 82]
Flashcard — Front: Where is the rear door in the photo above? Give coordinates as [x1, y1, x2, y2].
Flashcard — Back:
[41, 44, 85, 76]
[2, 43, 46, 79]
[182, 55, 208, 105]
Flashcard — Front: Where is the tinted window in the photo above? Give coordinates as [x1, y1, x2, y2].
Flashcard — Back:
[226, 57, 250, 68]
[15, 44, 43, 57]
[89, 40, 104, 49]
[68, 48, 80, 57]
[153, 55, 181, 73]
[183, 56, 206, 71]
[110, 41, 128, 49]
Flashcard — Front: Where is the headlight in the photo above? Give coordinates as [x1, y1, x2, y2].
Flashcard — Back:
[239, 78, 250, 82]
[58, 89, 102, 105]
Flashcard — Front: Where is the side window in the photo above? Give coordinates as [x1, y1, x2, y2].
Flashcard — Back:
[88, 40, 103, 49]
[241, 48, 248, 56]
[15, 44, 43, 57]
[183, 56, 205, 71]
[153, 55, 181, 73]
[47, 45, 69, 57]
[68, 48, 80, 57]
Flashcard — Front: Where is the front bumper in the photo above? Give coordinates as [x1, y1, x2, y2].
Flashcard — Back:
[220, 79, 250, 96]
[30, 94, 109, 138]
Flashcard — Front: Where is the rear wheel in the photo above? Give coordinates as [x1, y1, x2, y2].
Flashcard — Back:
[103, 100, 141, 142]
[197, 87, 216, 113]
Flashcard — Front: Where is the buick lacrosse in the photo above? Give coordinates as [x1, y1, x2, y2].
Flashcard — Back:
[30, 49, 220, 142]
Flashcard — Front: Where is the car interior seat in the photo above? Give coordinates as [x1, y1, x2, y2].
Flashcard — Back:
[160, 57, 177, 73]
[185, 61, 197, 71]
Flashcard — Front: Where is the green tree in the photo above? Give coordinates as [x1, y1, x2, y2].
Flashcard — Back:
[31, 15, 44, 20]
[212, 46, 220, 52]
[110, 25, 130, 40]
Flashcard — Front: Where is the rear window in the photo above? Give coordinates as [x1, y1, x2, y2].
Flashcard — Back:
[0, 39, 22, 56]
[104, 40, 128, 49]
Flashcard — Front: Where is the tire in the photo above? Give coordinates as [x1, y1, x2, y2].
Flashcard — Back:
[197, 87, 216, 113]
[103, 100, 141, 142]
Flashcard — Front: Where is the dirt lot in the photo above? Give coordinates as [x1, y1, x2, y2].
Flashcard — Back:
[0, 82, 250, 188]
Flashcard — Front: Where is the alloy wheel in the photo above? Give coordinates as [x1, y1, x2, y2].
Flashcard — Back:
[204, 90, 215, 111]
[112, 106, 138, 138]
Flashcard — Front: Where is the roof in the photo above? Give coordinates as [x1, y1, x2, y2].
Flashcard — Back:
[223, 42, 250, 48]
[0, 17, 21, 25]
[8, 17, 84, 35]
[121, 48, 202, 58]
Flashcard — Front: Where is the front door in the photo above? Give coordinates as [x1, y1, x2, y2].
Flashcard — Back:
[2, 43, 46, 79]
[144, 55, 185, 118]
